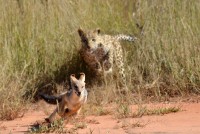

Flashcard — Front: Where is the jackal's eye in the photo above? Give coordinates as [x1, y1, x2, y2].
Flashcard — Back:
[92, 38, 96, 42]
[74, 85, 78, 89]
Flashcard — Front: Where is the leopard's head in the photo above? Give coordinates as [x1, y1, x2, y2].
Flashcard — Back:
[78, 28, 102, 52]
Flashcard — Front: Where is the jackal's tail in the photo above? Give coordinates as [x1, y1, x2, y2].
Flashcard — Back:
[115, 34, 137, 42]
[39, 93, 62, 104]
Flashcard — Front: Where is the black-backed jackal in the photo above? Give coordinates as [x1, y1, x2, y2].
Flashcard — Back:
[40, 73, 87, 123]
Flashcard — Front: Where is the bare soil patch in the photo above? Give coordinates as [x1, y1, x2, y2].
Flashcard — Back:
[0, 102, 200, 134]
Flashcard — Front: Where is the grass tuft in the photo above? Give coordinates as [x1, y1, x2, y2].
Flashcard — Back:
[29, 119, 66, 133]
[132, 105, 181, 118]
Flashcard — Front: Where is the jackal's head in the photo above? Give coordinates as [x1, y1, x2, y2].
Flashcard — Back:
[70, 73, 86, 97]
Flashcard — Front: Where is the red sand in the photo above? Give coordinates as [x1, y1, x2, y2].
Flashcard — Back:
[0, 102, 200, 134]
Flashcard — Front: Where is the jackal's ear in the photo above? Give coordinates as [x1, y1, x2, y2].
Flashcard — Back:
[79, 73, 85, 82]
[94, 28, 100, 34]
[70, 74, 77, 83]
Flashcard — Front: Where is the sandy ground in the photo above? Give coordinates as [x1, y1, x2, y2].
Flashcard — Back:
[0, 102, 200, 134]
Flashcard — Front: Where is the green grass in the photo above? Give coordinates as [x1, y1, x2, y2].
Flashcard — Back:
[132, 105, 181, 118]
[29, 119, 66, 133]
[0, 0, 200, 120]
[121, 120, 147, 130]
[74, 122, 87, 129]
[116, 102, 131, 118]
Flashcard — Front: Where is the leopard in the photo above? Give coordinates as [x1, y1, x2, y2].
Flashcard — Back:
[78, 28, 137, 90]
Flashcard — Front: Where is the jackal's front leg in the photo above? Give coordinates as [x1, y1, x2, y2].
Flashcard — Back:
[47, 101, 65, 123]
[46, 107, 59, 123]
[63, 106, 82, 120]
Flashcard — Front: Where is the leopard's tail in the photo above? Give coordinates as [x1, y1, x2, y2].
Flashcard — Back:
[115, 34, 137, 42]
[40, 93, 62, 104]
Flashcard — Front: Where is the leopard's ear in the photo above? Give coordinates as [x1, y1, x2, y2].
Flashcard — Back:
[78, 28, 85, 37]
[94, 28, 100, 34]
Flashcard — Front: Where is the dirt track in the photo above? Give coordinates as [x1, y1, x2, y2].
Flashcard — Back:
[0, 102, 200, 134]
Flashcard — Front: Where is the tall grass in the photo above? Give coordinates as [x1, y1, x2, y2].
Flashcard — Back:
[0, 0, 200, 120]
[125, 0, 200, 98]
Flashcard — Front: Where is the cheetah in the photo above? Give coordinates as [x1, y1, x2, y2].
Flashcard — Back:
[78, 28, 136, 90]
